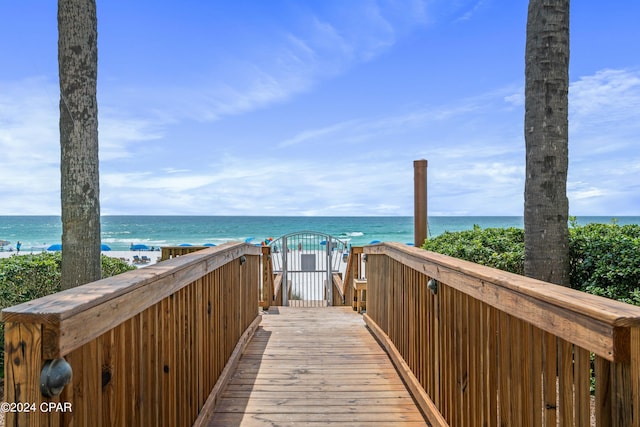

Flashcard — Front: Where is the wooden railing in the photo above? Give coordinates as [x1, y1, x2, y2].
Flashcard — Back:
[2, 242, 262, 427]
[160, 245, 209, 261]
[260, 246, 274, 309]
[342, 246, 365, 309]
[364, 242, 640, 426]
[331, 273, 344, 306]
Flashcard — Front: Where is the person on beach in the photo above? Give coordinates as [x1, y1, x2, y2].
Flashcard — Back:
[16, 241, 21, 253]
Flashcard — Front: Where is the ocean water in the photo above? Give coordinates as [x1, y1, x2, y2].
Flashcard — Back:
[0, 215, 638, 252]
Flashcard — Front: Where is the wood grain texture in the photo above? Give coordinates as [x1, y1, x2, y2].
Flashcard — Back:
[365, 242, 640, 362]
[364, 243, 640, 427]
[2, 244, 260, 427]
[205, 306, 428, 426]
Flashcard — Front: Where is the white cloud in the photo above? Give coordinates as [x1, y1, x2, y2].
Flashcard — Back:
[567, 68, 640, 214]
[104, 1, 431, 125]
[455, 0, 488, 22]
[571, 68, 640, 118]
[99, 115, 165, 161]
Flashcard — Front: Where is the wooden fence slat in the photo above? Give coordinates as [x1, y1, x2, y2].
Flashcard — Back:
[512, 317, 523, 424]
[469, 297, 481, 426]
[487, 305, 498, 426]
[575, 346, 591, 427]
[611, 360, 633, 427]
[543, 332, 558, 426]
[559, 339, 575, 426]
[498, 311, 512, 425]
[632, 328, 640, 427]
[531, 326, 543, 427]
[595, 356, 611, 426]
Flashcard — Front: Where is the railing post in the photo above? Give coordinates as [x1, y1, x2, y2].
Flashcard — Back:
[632, 328, 640, 426]
[4, 321, 45, 427]
[261, 246, 273, 309]
[414, 159, 428, 247]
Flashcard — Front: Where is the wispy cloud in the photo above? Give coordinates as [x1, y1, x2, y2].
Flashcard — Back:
[571, 68, 640, 117]
[277, 99, 485, 149]
[110, 1, 431, 125]
[455, 1, 488, 22]
[0, 77, 60, 212]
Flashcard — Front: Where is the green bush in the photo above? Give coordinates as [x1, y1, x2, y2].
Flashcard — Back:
[0, 253, 135, 378]
[569, 223, 640, 305]
[422, 225, 525, 275]
[421, 221, 640, 304]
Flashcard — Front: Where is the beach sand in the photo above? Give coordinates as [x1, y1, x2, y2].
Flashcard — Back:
[0, 249, 161, 268]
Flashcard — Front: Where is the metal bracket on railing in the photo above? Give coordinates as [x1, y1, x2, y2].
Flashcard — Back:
[427, 278, 438, 295]
[40, 358, 72, 398]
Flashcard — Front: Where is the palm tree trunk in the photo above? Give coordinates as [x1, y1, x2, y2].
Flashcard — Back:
[58, 0, 101, 289]
[524, 0, 570, 286]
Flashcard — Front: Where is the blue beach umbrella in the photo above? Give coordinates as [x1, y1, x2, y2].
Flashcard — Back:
[101, 244, 112, 251]
[130, 244, 149, 251]
[203, 243, 216, 247]
[245, 237, 255, 243]
[369, 240, 381, 244]
[47, 244, 62, 251]
[179, 243, 193, 247]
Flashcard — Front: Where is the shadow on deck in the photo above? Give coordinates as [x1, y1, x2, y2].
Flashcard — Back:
[205, 307, 427, 426]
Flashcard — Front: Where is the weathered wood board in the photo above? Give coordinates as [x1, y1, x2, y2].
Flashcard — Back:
[205, 306, 428, 426]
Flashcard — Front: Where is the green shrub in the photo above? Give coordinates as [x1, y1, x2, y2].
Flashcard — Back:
[421, 221, 640, 305]
[0, 253, 135, 378]
[422, 225, 525, 275]
[569, 223, 640, 304]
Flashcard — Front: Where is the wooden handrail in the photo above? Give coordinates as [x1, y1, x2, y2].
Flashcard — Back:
[366, 242, 640, 362]
[364, 242, 640, 426]
[2, 242, 262, 427]
[160, 245, 209, 261]
[3, 243, 261, 359]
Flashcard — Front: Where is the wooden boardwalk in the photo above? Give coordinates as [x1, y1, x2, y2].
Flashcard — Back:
[206, 306, 428, 426]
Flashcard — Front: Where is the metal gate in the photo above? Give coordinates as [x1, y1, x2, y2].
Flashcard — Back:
[269, 232, 349, 307]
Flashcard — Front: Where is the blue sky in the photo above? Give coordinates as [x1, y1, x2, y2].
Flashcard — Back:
[1, 1, 639, 216]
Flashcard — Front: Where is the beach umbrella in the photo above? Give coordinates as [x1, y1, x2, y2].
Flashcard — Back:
[179, 243, 193, 246]
[47, 244, 63, 251]
[130, 244, 149, 251]
[203, 243, 216, 247]
[245, 237, 255, 243]
[101, 244, 112, 251]
[369, 240, 381, 244]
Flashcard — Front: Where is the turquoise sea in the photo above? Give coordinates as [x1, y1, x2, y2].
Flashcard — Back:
[0, 216, 638, 252]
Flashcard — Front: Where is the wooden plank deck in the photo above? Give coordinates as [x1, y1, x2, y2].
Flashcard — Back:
[206, 306, 428, 426]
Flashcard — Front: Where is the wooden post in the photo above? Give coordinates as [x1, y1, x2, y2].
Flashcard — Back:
[261, 246, 273, 309]
[414, 159, 428, 247]
[4, 322, 45, 427]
